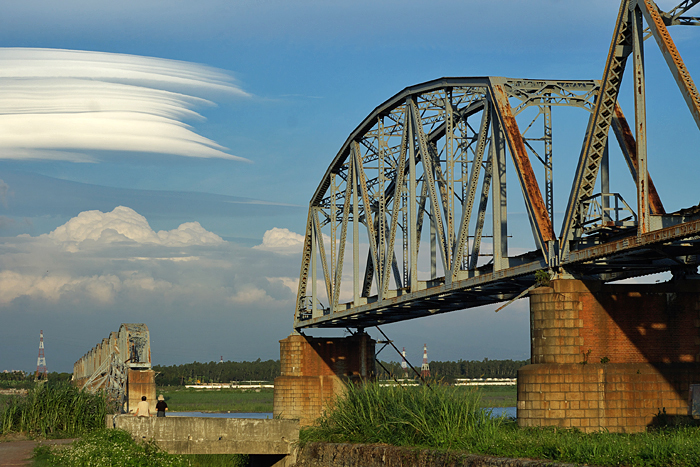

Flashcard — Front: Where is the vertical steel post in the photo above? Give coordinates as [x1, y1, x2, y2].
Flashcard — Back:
[543, 103, 554, 223]
[601, 142, 610, 221]
[492, 117, 508, 270]
[408, 105, 418, 290]
[430, 215, 437, 279]
[632, 4, 650, 235]
[353, 153, 360, 305]
[311, 209, 318, 318]
[330, 174, 337, 301]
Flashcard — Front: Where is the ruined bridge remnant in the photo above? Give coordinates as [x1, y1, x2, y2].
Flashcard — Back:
[274, 0, 700, 432]
[73, 323, 155, 414]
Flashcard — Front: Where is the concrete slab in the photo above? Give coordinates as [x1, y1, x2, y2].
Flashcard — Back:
[113, 415, 298, 456]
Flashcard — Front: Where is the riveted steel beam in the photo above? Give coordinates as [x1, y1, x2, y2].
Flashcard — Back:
[490, 83, 554, 257]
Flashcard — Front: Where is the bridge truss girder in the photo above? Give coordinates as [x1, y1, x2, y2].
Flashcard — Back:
[74, 323, 152, 405]
[295, 0, 700, 330]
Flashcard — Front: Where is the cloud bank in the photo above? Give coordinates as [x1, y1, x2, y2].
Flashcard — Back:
[44, 206, 224, 251]
[0, 48, 250, 162]
[0, 207, 302, 316]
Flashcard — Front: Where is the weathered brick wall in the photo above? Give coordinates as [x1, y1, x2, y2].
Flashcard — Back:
[274, 333, 375, 426]
[520, 279, 700, 433]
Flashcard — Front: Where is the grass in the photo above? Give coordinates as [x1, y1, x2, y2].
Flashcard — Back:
[300, 382, 700, 467]
[34, 429, 248, 467]
[158, 386, 273, 412]
[476, 385, 516, 408]
[300, 382, 505, 450]
[1, 383, 108, 438]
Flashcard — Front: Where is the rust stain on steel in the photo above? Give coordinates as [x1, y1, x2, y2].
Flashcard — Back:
[613, 103, 665, 215]
[641, 0, 700, 130]
[565, 218, 700, 264]
[491, 84, 554, 244]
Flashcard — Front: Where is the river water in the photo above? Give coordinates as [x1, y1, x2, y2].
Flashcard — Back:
[168, 407, 517, 419]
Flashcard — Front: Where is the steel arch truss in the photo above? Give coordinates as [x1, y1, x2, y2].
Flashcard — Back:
[295, 0, 700, 330]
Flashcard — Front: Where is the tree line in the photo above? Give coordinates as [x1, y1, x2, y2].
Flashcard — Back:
[153, 359, 281, 386]
[152, 357, 529, 386]
[376, 358, 528, 382]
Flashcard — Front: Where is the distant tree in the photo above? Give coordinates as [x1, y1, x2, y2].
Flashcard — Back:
[153, 359, 281, 386]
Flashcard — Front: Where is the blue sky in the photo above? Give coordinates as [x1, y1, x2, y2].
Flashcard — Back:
[1, 0, 699, 373]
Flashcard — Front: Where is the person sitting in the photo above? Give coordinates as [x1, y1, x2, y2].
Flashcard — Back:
[156, 394, 168, 417]
[135, 396, 151, 417]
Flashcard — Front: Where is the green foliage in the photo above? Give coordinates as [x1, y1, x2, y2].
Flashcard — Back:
[301, 383, 700, 467]
[580, 349, 592, 365]
[159, 387, 273, 412]
[1, 383, 108, 437]
[153, 359, 280, 385]
[300, 382, 506, 450]
[35, 429, 182, 466]
[35, 429, 249, 467]
[376, 358, 528, 382]
[0, 370, 29, 382]
[535, 270, 552, 287]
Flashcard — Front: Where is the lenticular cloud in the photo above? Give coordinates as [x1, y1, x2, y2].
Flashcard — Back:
[0, 48, 250, 162]
[45, 206, 224, 250]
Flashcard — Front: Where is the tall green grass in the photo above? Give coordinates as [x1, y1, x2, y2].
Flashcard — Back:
[1, 383, 108, 437]
[300, 382, 505, 450]
[301, 382, 700, 467]
[159, 387, 273, 412]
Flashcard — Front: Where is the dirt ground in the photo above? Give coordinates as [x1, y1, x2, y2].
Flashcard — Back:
[0, 435, 75, 467]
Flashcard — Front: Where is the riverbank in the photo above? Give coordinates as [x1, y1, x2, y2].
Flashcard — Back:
[155, 384, 517, 413]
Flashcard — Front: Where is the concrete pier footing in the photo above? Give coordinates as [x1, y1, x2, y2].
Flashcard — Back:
[519, 279, 700, 432]
[273, 332, 375, 426]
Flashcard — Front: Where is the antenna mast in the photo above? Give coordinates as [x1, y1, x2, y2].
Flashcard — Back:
[35, 330, 48, 382]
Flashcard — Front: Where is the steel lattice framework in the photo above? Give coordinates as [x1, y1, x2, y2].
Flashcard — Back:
[73, 324, 151, 404]
[295, 0, 700, 330]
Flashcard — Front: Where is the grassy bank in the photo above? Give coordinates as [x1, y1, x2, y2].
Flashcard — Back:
[34, 429, 248, 466]
[300, 382, 700, 467]
[1, 383, 108, 438]
[157, 386, 273, 412]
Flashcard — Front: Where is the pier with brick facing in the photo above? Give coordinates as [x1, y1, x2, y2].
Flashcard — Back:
[273, 332, 375, 426]
[517, 279, 700, 432]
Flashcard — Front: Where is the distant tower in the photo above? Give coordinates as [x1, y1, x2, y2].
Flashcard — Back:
[421, 343, 430, 379]
[35, 330, 48, 382]
[219, 356, 223, 364]
[401, 347, 408, 378]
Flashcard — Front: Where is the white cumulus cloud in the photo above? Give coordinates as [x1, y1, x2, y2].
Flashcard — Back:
[253, 227, 305, 255]
[0, 48, 250, 162]
[45, 206, 224, 251]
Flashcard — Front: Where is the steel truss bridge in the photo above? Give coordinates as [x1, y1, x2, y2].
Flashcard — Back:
[294, 0, 700, 330]
[73, 324, 152, 405]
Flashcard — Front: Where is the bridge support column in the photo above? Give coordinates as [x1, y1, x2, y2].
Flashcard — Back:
[518, 279, 700, 432]
[273, 332, 375, 426]
[127, 369, 156, 414]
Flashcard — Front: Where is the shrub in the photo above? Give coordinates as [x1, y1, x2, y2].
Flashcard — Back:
[1, 383, 108, 437]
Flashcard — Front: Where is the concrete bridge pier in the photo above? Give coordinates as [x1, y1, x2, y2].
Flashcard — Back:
[518, 278, 700, 433]
[273, 331, 375, 426]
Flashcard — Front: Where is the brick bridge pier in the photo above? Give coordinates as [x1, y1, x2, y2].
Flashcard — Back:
[273, 332, 375, 426]
[518, 278, 700, 432]
[272, 279, 700, 432]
